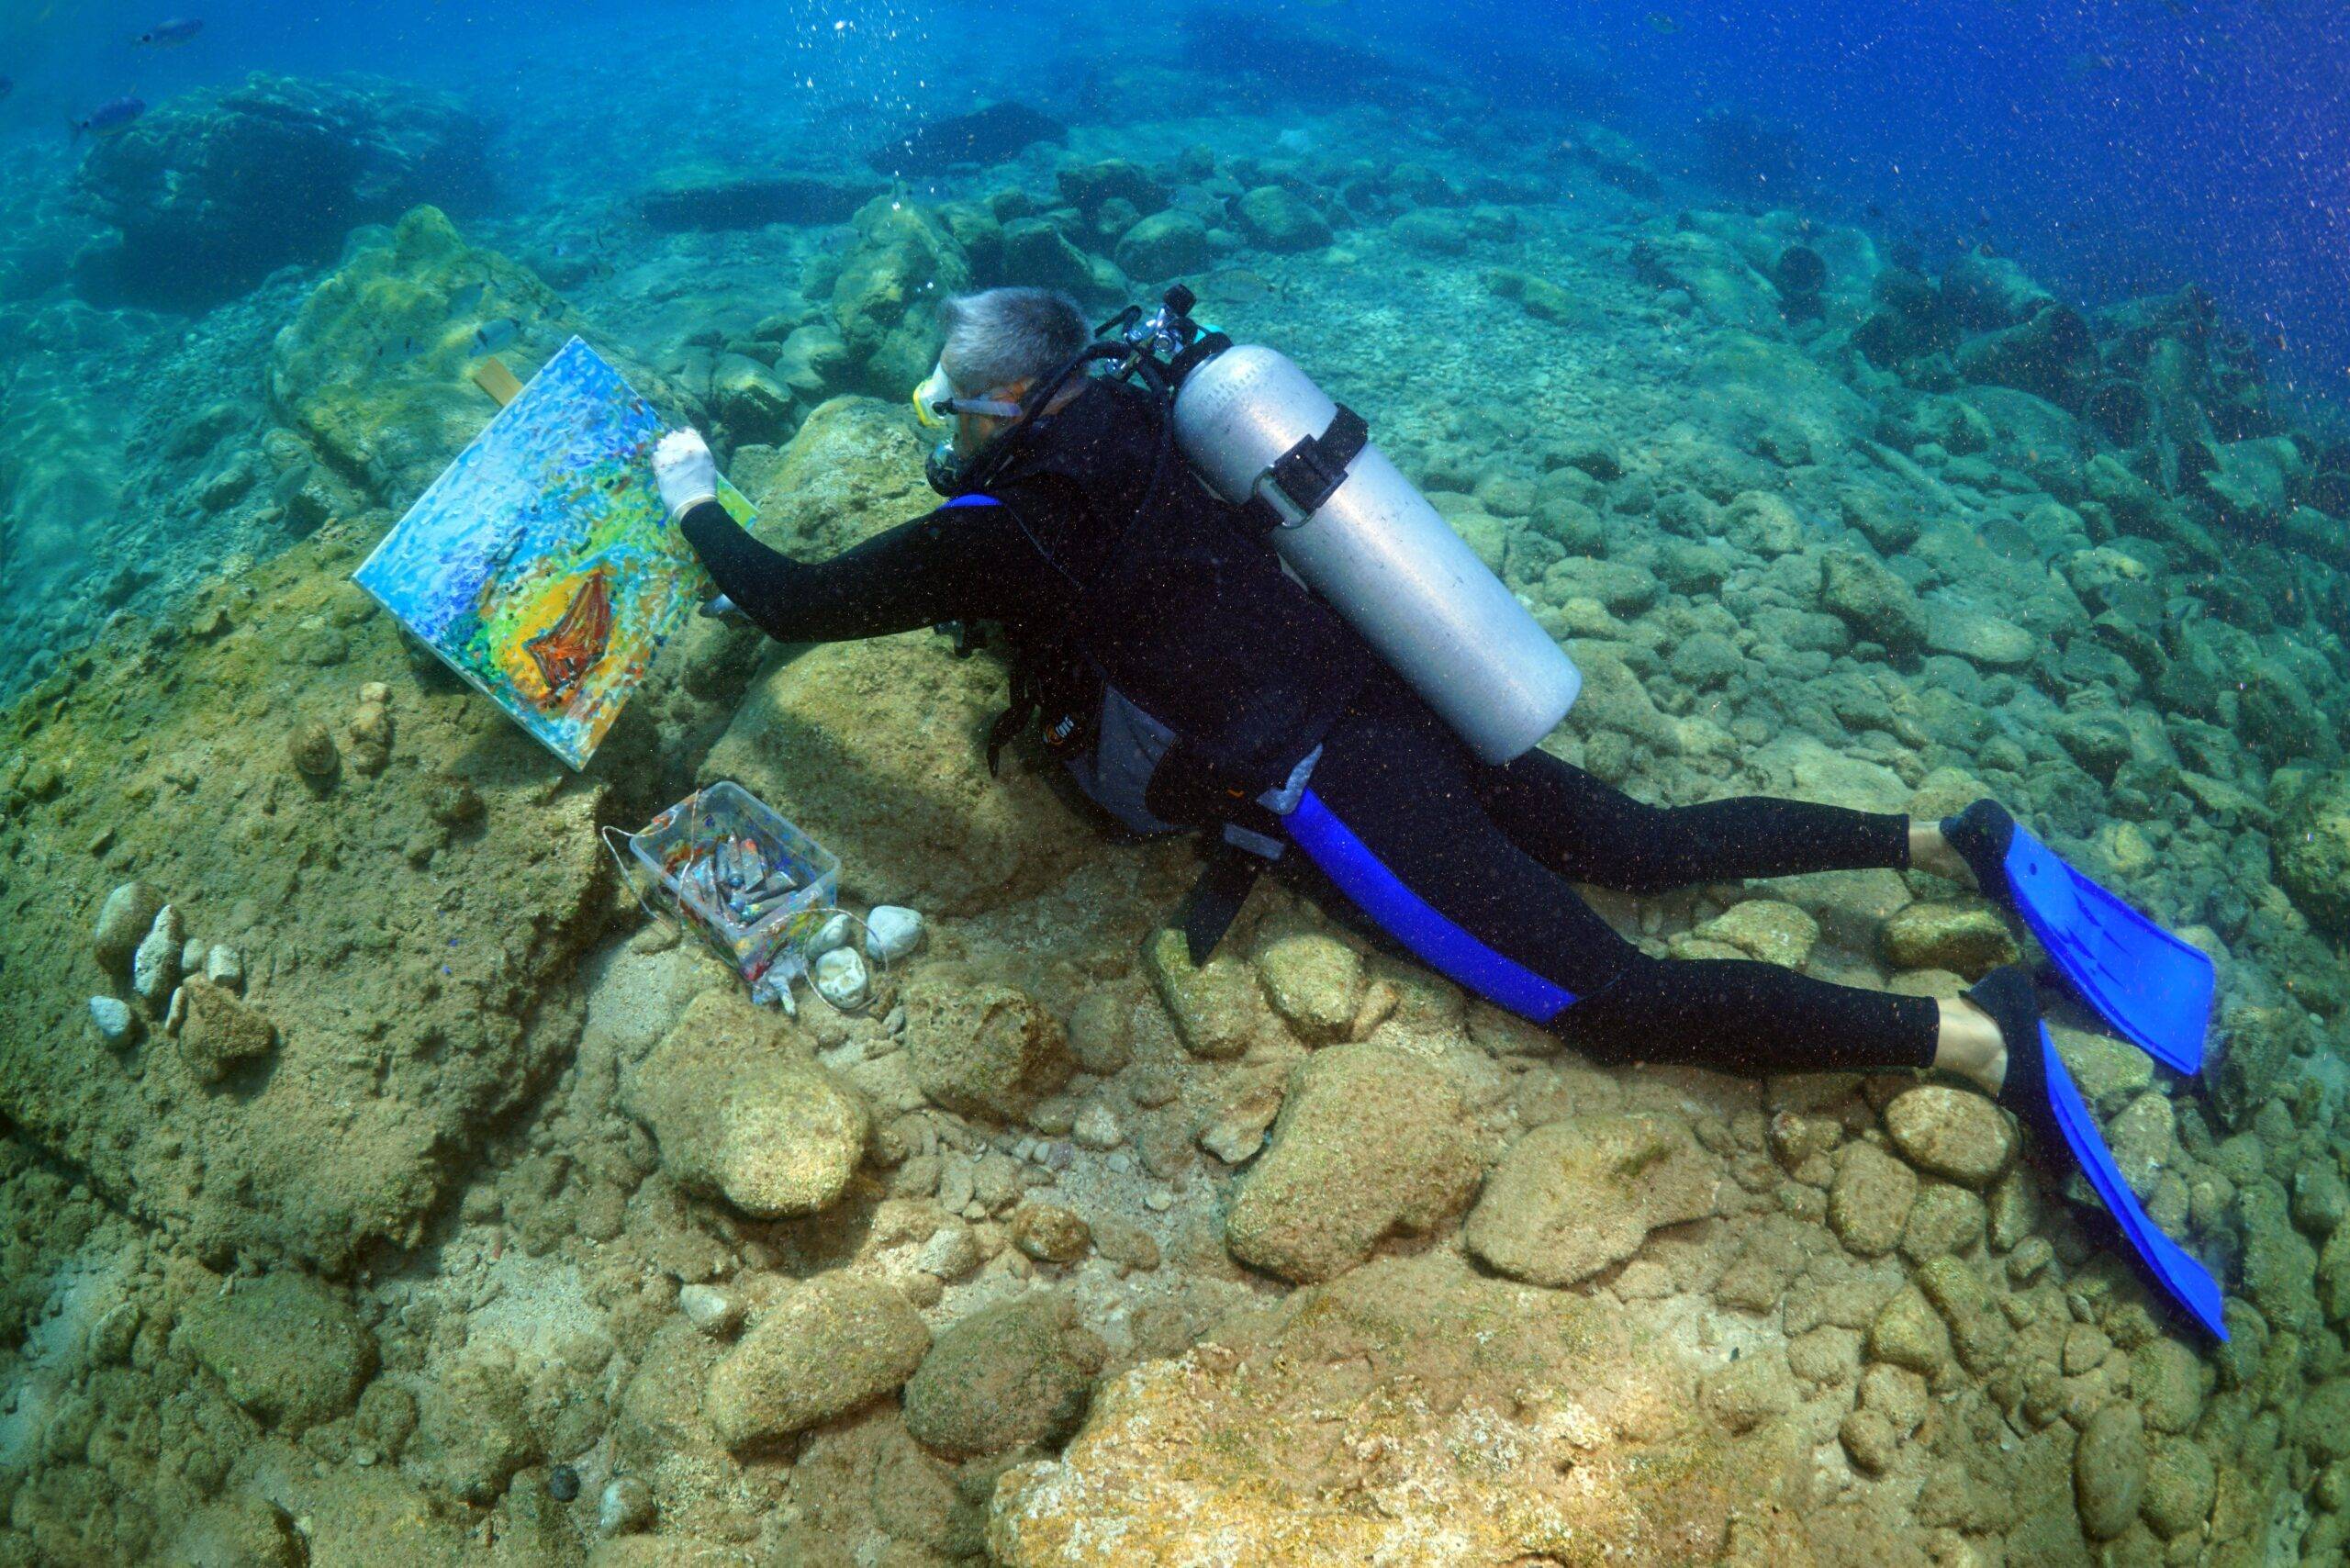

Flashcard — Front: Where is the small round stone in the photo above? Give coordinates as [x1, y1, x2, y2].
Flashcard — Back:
[547, 1464, 580, 1503]
[288, 721, 340, 779]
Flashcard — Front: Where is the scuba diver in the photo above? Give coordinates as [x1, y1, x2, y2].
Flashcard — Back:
[655, 286, 2222, 1339]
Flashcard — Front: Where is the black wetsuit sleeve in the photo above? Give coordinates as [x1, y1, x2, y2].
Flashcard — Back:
[677, 498, 1059, 644]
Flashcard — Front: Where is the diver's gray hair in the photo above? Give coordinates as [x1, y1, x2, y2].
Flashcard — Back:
[937, 287, 1088, 396]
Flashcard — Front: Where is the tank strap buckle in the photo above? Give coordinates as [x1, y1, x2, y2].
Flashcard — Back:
[1246, 404, 1370, 532]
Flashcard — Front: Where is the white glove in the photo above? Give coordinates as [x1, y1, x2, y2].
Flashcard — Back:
[653, 429, 718, 521]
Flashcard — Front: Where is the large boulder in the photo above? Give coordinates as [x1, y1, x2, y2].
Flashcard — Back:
[737, 395, 934, 560]
[700, 634, 1096, 916]
[269, 205, 705, 508]
[704, 1275, 930, 1450]
[619, 991, 868, 1218]
[0, 511, 619, 1274]
[902, 1293, 1107, 1458]
[1463, 1114, 1722, 1287]
[75, 73, 488, 308]
[830, 197, 972, 396]
[1225, 1045, 1482, 1283]
[1234, 186, 1332, 252]
[1114, 210, 1211, 280]
[990, 1253, 1801, 1565]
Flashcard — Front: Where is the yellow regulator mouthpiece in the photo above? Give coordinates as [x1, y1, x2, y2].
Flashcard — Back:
[912, 363, 956, 430]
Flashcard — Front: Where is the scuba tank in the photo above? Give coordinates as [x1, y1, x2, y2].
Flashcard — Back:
[1169, 340, 1581, 766]
[944, 286, 1582, 767]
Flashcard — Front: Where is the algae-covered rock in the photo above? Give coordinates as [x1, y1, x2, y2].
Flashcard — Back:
[76, 73, 488, 308]
[176, 977, 277, 1085]
[1251, 932, 1362, 1043]
[1144, 927, 1265, 1060]
[165, 1495, 304, 1568]
[702, 633, 1091, 917]
[1828, 1142, 1919, 1259]
[1010, 1202, 1093, 1265]
[1882, 1085, 2014, 1188]
[1820, 546, 1927, 652]
[831, 197, 972, 395]
[902, 1293, 1107, 1458]
[1234, 185, 1331, 252]
[408, 1355, 540, 1505]
[270, 205, 703, 506]
[1115, 210, 1210, 279]
[2274, 768, 2350, 938]
[901, 977, 1072, 1122]
[619, 991, 868, 1218]
[2074, 1403, 2147, 1541]
[2140, 1437, 2215, 1540]
[1464, 1113, 1720, 1287]
[1225, 1045, 1481, 1283]
[1690, 899, 1818, 969]
[1879, 901, 2018, 977]
[176, 1271, 375, 1431]
[704, 1275, 929, 1450]
[989, 1252, 1794, 1566]
[1920, 601, 2037, 668]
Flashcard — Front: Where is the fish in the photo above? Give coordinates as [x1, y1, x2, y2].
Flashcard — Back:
[136, 17, 204, 47]
[371, 332, 425, 364]
[470, 317, 520, 355]
[447, 280, 487, 316]
[525, 570, 614, 700]
[2066, 51, 2116, 76]
[1645, 12, 1680, 33]
[73, 96, 145, 141]
[866, 101, 1066, 176]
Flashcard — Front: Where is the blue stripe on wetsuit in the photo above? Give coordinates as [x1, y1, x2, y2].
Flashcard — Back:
[1284, 790, 1578, 1023]
[939, 493, 1001, 508]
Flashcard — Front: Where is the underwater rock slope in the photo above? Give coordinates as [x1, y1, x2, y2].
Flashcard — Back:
[4, 86, 2350, 1568]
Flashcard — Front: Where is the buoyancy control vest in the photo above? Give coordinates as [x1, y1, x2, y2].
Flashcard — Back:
[956, 375, 1378, 834]
[940, 287, 1583, 955]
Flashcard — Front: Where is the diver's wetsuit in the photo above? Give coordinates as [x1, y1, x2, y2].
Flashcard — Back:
[680, 380, 1939, 1076]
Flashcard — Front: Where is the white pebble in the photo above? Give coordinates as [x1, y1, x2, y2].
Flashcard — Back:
[599, 1477, 654, 1536]
[1105, 1150, 1135, 1175]
[180, 937, 207, 976]
[677, 1283, 744, 1338]
[808, 911, 855, 957]
[359, 681, 391, 705]
[1073, 1103, 1124, 1151]
[865, 904, 924, 962]
[917, 1220, 980, 1281]
[132, 905, 183, 1006]
[204, 945, 244, 993]
[164, 985, 188, 1036]
[89, 996, 136, 1047]
[1144, 1188, 1174, 1213]
[813, 946, 871, 1010]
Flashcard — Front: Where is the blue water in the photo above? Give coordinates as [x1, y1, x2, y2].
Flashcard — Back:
[9, 2, 2350, 1561]
[8, 1, 2342, 375]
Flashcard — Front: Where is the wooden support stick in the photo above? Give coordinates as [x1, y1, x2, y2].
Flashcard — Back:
[472, 357, 524, 408]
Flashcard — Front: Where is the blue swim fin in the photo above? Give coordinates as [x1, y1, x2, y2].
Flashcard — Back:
[1971, 968, 2228, 1341]
[1944, 801, 2212, 1077]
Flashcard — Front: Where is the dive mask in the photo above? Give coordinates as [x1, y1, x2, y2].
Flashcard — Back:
[911, 361, 1022, 430]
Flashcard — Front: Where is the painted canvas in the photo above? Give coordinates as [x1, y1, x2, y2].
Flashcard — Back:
[352, 337, 749, 768]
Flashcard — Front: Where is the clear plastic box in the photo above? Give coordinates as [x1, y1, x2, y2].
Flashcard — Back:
[627, 780, 840, 1000]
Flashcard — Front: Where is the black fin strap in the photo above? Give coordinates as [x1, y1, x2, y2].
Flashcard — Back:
[1179, 842, 1270, 966]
